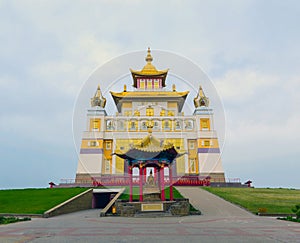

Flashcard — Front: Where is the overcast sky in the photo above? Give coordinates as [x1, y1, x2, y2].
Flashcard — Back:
[0, 0, 300, 189]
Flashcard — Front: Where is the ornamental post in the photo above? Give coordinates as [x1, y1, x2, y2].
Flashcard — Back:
[128, 164, 133, 202]
[169, 164, 173, 201]
[160, 164, 165, 201]
[139, 163, 143, 202]
[143, 166, 147, 184]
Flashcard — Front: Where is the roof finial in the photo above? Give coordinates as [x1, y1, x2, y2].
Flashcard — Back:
[145, 47, 153, 63]
[91, 84, 106, 108]
[194, 85, 209, 108]
[172, 84, 176, 91]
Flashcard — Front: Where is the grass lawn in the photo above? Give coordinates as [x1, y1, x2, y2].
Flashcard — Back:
[118, 186, 184, 201]
[0, 188, 88, 214]
[203, 187, 300, 214]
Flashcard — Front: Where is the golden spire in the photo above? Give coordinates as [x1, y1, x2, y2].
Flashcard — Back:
[145, 47, 153, 63]
[194, 86, 209, 108]
[91, 85, 106, 108]
[141, 47, 158, 73]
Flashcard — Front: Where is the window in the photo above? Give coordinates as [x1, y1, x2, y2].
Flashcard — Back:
[106, 142, 112, 150]
[141, 121, 147, 130]
[93, 120, 99, 129]
[89, 141, 98, 147]
[185, 120, 194, 130]
[204, 140, 210, 147]
[90, 119, 100, 131]
[165, 121, 169, 128]
[124, 111, 132, 116]
[175, 120, 181, 130]
[200, 119, 210, 130]
[153, 121, 159, 130]
[147, 79, 152, 89]
[154, 79, 159, 89]
[106, 120, 114, 130]
[146, 107, 154, 116]
[160, 109, 166, 116]
[118, 120, 125, 131]
[140, 79, 145, 89]
[129, 120, 137, 130]
[163, 120, 171, 130]
[189, 141, 195, 150]
[131, 121, 135, 129]
[168, 110, 174, 116]
[134, 110, 140, 116]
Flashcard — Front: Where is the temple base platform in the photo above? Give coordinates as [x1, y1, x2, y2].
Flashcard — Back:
[114, 198, 191, 217]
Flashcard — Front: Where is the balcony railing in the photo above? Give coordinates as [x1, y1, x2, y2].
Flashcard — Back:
[60, 176, 239, 187]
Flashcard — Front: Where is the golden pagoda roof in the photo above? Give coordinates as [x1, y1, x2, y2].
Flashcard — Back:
[130, 66, 169, 76]
[135, 133, 173, 152]
[110, 90, 189, 112]
[130, 47, 169, 76]
[130, 48, 169, 88]
[113, 131, 184, 164]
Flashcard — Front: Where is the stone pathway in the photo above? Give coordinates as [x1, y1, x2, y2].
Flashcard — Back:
[176, 186, 254, 217]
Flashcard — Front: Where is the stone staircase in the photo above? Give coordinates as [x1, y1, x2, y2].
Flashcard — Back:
[134, 211, 173, 218]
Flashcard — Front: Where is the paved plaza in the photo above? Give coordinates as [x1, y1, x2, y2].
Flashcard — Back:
[0, 188, 299, 242]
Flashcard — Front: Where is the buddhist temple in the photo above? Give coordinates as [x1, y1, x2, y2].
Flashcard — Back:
[75, 48, 225, 186]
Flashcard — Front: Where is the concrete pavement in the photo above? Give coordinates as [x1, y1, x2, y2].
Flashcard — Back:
[176, 187, 254, 217]
[0, 187, 299, 242]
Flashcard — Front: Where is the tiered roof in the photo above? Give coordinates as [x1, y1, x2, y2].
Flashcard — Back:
[130, 47, 169, 88]
[113, 128, 184, 165]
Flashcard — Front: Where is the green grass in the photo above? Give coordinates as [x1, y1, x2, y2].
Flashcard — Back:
[203, 187, 300, 214]
[0, 188, 88, 214]
[118, 186, 184, 201]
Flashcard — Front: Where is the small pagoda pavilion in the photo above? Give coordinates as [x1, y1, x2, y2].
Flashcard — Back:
[114, 126, 184, 202]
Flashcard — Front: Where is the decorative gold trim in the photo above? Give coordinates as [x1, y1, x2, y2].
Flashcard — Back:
[110, 90, 189, 98]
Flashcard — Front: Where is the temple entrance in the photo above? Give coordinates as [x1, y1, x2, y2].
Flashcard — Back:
[143, 166, 160, 201]
[114, 127, 184, 202]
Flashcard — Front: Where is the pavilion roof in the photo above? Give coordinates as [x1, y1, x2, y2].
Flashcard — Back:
[110, 90, 189, 112]
[130, 47, 168, 88]
[113, 132, 185, 164]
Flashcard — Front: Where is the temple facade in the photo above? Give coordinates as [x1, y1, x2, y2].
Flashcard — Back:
[75, 48, 225, 185]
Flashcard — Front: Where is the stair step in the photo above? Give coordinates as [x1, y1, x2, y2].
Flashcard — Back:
[134, 212, 173, 218]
